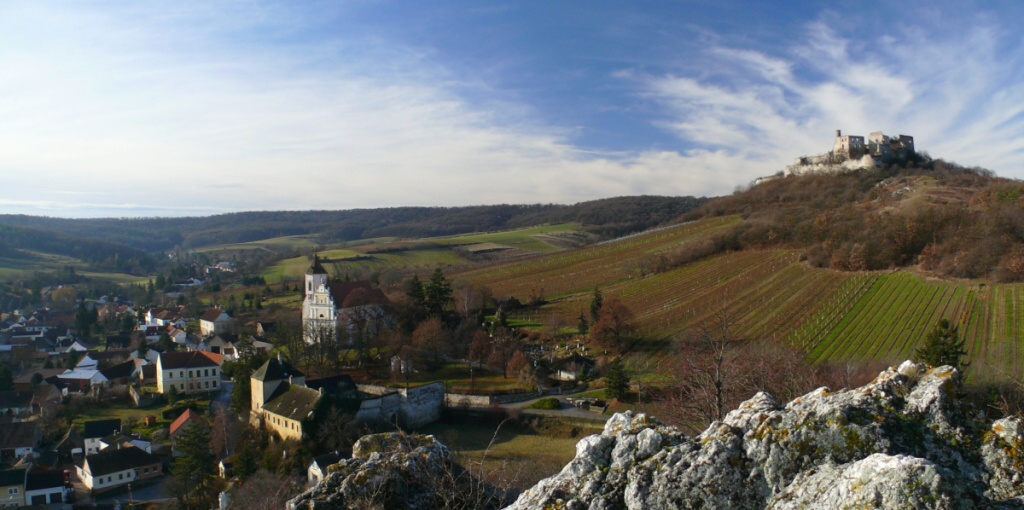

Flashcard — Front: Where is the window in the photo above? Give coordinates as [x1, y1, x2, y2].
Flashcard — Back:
[7, 488, 17, 495]
[168, 372, 173, 379]
[213, 380, 217, 388]
[203, 369, 208, 377]
[179, 371, 184, 378]
[119, 473, 123, 480]
[180, 384, 185, 390]
[188, 370, 193, 378]
[143, 467, 148, 473]
[204, 381, 209, 388]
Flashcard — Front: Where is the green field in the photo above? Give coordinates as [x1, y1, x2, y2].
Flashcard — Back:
[431, 223, 582, 253]
[195, 235, 320, 254]
[261, 248, 467, 284]
[0, 251, 144, 284]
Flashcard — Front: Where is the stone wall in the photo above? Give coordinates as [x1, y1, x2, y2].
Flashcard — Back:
[352, 382, 444, 428]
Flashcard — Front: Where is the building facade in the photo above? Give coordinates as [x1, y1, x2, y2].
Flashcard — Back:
[156, 351, 221, 394]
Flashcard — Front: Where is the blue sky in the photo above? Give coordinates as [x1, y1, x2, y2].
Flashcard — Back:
[2, 1, 1024, 217]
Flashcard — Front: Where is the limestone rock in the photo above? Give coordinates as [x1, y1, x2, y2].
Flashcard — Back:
[504, 362, 1024, 510]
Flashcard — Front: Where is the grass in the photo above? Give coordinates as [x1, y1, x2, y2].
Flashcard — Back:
[261, 248, 466, 284]
[195, 235, 320, 254]
[419, 416, 591, 489]
[431, 223, 581, 253]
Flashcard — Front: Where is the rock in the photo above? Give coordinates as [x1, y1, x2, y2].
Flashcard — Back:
[295, 363, 1024, 509]
[504, 362, 1024, 509]
[287, 432, 451, 510]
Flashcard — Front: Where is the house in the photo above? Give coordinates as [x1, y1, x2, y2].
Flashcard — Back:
[302, 256, 389, 344]
[200, 308, 232, 337]
[12, 369, 64, 391]
[250, 356, 317, 441]
[156, 351, 221, 394]
[0, 468, 26, 508]
[166, 327, 189, 345]
[31, 383, 62, 414]
[551, 354, 596, 382]
[77, 446, 162, 492]
[25, 470, 69, 505]
[100, 433, 152, 454]
[54, 428, 84, 460]
[0, 391, 34, 417]
[82, 419, 121, 455]
[57, 369, 108, 392]
[307, 451, 344, 485]
[169, 409, 208, 456]
[100, 359, 139, 385]
[0, 422, 39, 461]
[199, 335, 237, 360]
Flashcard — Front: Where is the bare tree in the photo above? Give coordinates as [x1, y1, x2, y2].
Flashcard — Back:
[671, 302, 749, 432]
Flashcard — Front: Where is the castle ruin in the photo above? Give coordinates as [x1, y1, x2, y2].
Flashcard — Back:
[783, 129, 915, 177]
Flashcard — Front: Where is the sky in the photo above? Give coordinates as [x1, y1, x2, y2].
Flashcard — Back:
[2, 1, 1024, 218]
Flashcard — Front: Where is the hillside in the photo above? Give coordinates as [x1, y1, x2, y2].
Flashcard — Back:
[454, 162, 1024, 382]
[0, 195, 705, 253]
[689, 158, 1022, 281]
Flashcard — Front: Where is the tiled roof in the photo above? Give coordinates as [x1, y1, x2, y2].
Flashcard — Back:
[26, 470, 64, 490]
[328, 281, 389, 308]
[100, 359, 137, 380]
[0, 468, 26, 487]
[0, 390, 33, 409]
[261, 386, 321, 422]
[252, 357, 303, 382]
[159, 350, 219, 370]
[84, 446, 160, 476]
[201, 308, 228, 322]
[169, 409, 207, 436]
[0, 422, 38, 449]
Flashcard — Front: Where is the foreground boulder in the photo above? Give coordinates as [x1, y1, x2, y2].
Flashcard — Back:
[507, 361, 1024, 509]
[292, 362, 1024, 509]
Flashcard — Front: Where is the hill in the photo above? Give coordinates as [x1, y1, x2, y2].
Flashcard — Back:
[453, 161, 1024, 382]
[0, 195, 705, 254]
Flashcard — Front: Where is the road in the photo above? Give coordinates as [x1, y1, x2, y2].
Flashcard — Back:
[502, 394, 611, 422]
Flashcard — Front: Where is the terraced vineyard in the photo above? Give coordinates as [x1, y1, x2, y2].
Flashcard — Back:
[458, 216, 1024, 382]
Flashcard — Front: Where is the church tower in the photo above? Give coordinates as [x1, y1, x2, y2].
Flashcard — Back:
[302, 254, 337, 344]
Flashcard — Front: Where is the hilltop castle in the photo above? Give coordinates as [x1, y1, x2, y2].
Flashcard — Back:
[783, 129, 915, 177]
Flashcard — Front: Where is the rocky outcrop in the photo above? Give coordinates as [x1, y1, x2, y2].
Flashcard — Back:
[291, 362, 1024, 509]
[288, 432, 451, 509]
[507, 361, 1024, 509]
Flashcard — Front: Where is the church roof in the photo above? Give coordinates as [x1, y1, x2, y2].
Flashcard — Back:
[306, 255, 328, 275]
[328, 281, 389, 308]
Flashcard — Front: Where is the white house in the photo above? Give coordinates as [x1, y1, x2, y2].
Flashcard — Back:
[200, 309, 232, 337]
[77, 446, 162, 491]
[56, 369, 108, 393]
[25, 471, 69, 505]
[82, 419, 121, 455]
[307, 451, 344, 486]
[156, 351, 221, 395]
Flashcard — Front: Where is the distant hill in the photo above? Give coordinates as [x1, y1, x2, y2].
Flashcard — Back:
[0, 195, 706, 254]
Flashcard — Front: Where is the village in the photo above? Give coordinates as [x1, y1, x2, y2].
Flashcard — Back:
[0, 256, 606, 507]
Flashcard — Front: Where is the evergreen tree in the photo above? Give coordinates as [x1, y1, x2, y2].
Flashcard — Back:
[405, 275, 426, 307]
[590, 288, 603, 324]
[172, 420, 216, 509]
[604, 360, 630, 400]
[424, 268, 453, 316]
[577, 312, 589, 335]
[0, 365, 12, 391]
[915, 319, 969, 372]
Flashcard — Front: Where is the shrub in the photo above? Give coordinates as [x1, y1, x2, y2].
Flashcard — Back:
[526, 397, 561, 410]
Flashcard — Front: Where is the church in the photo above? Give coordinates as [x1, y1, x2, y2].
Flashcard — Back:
[302, 255, 390, 344]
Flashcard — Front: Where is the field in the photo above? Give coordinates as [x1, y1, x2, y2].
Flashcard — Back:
[259, 224, 584, 284]
[194, 235, 320, 255]
[455, 216, 1024, 382]
[0, 251, 145, 284]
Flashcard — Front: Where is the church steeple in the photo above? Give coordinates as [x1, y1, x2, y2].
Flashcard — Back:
[305, 253, 329, 299]
[306, 254, 327, 275]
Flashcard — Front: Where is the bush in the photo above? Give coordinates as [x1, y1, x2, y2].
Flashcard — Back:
[526, 397, 561, 410]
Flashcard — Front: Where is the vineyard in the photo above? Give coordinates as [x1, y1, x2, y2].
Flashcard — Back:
[457, 216, 1024, 382]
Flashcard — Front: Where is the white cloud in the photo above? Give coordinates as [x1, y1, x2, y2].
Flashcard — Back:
[2, 3, 1024, 218]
